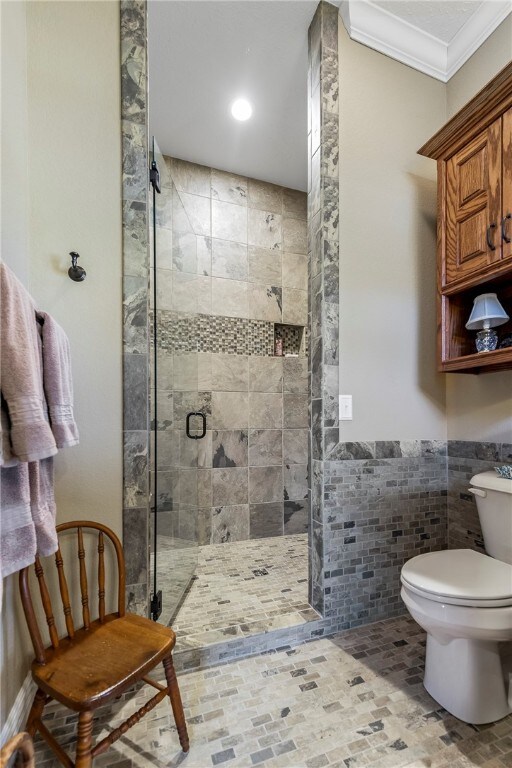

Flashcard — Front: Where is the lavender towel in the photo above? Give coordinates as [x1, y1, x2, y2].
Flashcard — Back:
[0, 263, 57, 462]
[38, 312, 79, 449]
[29, 457, 58, 557]
[0, 396, 17, 468]
[0, 462, 35, 578]
[0, 458, 57, 579]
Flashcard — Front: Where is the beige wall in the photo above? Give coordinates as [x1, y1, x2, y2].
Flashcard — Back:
[338, 15, 512, 445]
[1, 0, 30, 285]
[1, 0, 122, 733]
[338, 23, 447, 441]
[25, 0, 123, 526]
[447, 15, 512, 118]
[0, 0, 33, 735]
[445, 16, 512, 443]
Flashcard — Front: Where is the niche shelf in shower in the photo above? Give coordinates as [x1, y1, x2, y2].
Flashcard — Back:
[274, 323, 307, 357]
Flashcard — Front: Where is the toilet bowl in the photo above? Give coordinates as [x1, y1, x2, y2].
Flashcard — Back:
[400, 471, 512, 724]
[401, 549, 512, 723]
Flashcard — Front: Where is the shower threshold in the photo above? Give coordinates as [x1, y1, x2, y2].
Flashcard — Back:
[154, 534, 320, 659]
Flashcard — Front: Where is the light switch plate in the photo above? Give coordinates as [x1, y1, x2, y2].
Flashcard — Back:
[339, 394, 353, 420]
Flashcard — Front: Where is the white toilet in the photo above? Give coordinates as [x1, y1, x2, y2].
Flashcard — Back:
[400, 470, 512, 724]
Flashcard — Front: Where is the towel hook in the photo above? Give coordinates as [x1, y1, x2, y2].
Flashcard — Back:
[68, 252, 86, 282]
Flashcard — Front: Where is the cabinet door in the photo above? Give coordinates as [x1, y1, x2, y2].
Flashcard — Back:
[444, 118, 501, 288]
[502, 107, 512, 265]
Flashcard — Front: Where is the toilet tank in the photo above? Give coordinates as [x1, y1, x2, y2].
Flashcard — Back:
[470, 471, 512, 564]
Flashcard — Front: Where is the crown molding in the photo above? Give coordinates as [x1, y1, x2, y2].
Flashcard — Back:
[339, 0, 512, 83]
[447, 1, 512, 80]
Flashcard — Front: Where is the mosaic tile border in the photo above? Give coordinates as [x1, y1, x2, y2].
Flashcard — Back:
[153, 312, 308, 358]
[155, 312, 273, 356]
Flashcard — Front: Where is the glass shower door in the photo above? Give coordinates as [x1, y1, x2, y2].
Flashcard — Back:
[150, 136, 199, 625]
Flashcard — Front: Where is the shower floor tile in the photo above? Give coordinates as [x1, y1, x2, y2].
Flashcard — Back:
[33, 615, 512, 768]
[156, 534, 311, 649]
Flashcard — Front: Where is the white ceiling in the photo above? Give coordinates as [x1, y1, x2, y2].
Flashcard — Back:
[373, 1, 482, 43]
[341, 0, 512, 82]
[148, 1, 319, 192]
[148, 0, 512, 193]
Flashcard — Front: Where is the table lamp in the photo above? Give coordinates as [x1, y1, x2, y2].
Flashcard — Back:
[465, 293, 509, 352]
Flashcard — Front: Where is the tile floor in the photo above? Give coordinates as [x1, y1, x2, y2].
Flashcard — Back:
[33, 615, 512, 768]
[158, 535, 314, 649]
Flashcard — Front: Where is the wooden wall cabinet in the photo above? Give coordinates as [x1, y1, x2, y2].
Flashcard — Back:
[420, 62, 512, 374]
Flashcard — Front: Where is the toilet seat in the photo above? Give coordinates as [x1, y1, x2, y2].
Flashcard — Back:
[401, 549, 512, 608]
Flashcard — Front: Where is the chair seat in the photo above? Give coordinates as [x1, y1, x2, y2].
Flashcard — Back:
[32, 613, 176, 711]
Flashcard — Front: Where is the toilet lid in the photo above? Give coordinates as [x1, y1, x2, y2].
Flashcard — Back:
[401, 550, 512, 607]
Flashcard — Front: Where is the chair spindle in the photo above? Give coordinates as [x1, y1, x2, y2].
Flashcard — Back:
[54, 547, 75, 639]
[77, 528, 90, 630]
[98, 531, 105, 622]
[34, 557, 59, 649]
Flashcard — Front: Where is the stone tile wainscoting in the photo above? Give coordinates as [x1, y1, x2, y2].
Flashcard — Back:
[306, 436, 510, 634]
[151, 155, 310, 545]
[322, 441, 448, 629]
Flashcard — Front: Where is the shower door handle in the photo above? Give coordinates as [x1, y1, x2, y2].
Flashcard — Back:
[186, 412, 207, 440]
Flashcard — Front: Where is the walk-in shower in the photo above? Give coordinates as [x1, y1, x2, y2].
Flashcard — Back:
[149, 143, 312, 643]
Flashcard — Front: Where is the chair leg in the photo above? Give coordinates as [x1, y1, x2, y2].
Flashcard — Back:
[75, 711, 94, 768]
[26, 688, 46, 737]
[163, 654, 189, 752]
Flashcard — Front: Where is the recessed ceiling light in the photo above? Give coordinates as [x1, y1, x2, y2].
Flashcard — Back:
[231, 98, 252, 121]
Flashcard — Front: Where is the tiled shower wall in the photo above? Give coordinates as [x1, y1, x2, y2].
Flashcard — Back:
[151, 156, 310, 544]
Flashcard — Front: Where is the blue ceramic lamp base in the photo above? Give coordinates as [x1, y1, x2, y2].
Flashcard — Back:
[475, 328, 498, 352]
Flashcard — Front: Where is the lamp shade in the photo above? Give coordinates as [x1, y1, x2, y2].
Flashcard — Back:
[465, 293, 509, 330]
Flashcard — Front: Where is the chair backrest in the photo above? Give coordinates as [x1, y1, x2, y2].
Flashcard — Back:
[19, 521, 126, 664]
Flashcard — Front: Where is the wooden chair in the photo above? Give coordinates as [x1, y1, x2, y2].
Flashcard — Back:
[19, 521, 189, 768]
[0, 731, 35, 768]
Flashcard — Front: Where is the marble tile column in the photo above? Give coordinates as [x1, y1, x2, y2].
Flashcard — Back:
[308, 1, 340, 615]
[121, 0, 150, 615]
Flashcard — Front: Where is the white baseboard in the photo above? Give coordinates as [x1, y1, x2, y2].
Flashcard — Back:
[0, 673, 36, 747]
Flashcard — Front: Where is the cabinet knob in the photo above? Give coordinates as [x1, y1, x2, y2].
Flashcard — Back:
[486, 223, 497, 251]
[501, 213, 511, 244]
